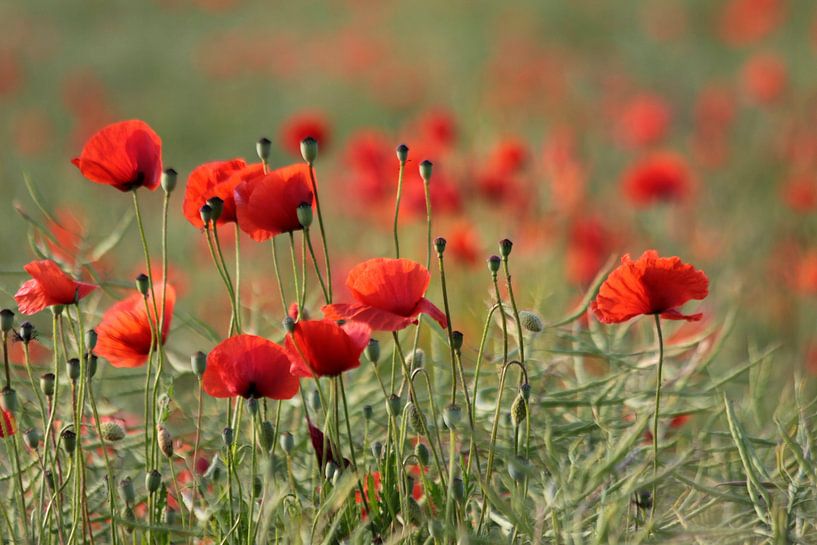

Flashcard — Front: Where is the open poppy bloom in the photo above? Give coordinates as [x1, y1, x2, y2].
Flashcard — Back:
[95, 284, 176, 368]
[203, 334, 299, 400]
[0, 410, 14, 437]
[234, 163, 314, 241]
[71, 119, 163, 192]
[14, 259, 97, 315]
[322, 258, 447, 331]
[593, 250, 708, 324]
[182, 158, 248, 228]
[286, 319, 370, 377]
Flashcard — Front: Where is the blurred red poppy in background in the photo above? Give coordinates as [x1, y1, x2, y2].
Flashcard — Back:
[280, 111, 331, 158]
[621, 152, 692, 206]
[14, 259, 97, 315]
[286, 318, 370, 377]
[183, 158, 248, 228]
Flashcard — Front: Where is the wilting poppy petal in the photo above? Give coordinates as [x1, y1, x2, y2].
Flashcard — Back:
[182, 158, 248, 228]
[14, 260, 97, 315]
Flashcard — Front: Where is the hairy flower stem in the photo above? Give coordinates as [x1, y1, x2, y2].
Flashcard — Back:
[247, 412, 258, 545]
[392, 158, 406, 259]
[270, 238, 288, 312]
[436, 251, 458, 405]
[213, 224, 241, 333]
[306, 163, 332, 302]
[2, 330, 10, 389]
[502, 256, 525, 366]
[304, 228, 330, 304]
[204, 225, 239, 335]
[491, 273, 509, 365]
[288, 232, 302, 313]
[23, 343, 47, 430]
[1, 414, 28, 544]
[189, 378, 204, 528]
[651, 315, 665, 521]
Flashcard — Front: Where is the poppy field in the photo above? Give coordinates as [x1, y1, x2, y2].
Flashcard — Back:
[2, 0, 817, 543]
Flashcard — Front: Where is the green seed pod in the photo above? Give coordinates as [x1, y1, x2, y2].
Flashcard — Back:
[101, 421, 126, 442]
[520, 382, 531, 401]
[256, 137, 272, 163]
[222, 427, 234, 448]
[282, 316, 296, 334]
[191, 351, 207, 377]
[135, 274, 149, 297]
[296, 202, 313, 229]
[161, 168, 178, 193]
[487, 255, 501, 275]
[45, 470, 55, 492]
[443, 404, 462, 430]
[247, 397, 259, 416]
[260, 421, 275, 452]
[253, 476, 262, 497]
[362, 404, 374, 421]
[451, 330, 464, 351]
[519, 311, 544, 333]
[85, 328, 97, 350]
[146, 469, 162, 494]
[19, 321, 35, 343]
[434, 236, 447, 256]
[371, 441, 383, 460]
[157, 425, 173, 458]
[66, 358, 80, 382]
[387, 394, 402, 417]
[499, 238, 513, 258]
[23, 428, 40, 450]
[396, 144, 409, 163]
[0, 388, 17, 413]
[511, 394, 527, 427]
[451, 477, 465, 502]
[199, 204, 213, 226]
[419, 160, 433, 183]
[308, 389, 321, 412]
[206, 197, 224, 222]
[61, 429, 76, 454]
[406, 402, 423, 434]
[119, 476, 135, 506]
[280, 432, 294, 454]
[86, 353, 98, 379]
[414, 442, 430, 466]
[365, 338, 380, 364]
[0, 309, 14, 333]
[300, 137, 318, 164]
[40, 373, 55, 397]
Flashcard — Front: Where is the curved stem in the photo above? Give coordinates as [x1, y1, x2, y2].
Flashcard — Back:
[502, 257, 524, 365]
[392, 160, 406, 259]
[307, 164, 332, 302]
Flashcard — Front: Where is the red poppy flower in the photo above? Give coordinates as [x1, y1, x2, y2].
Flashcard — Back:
[279, 112, 331, 158]
[621, 152, 692, 206]
[592, 250, 709, 323]
[95, 285, 176, 368]
[0, 410, 14, 437]
[182, 158, 248, 228]
[14, 260, 97, 315]
[322, 258, 447, 331]
[742, 53, 787, 105]
[234, 163, 314, 241]
[286, 319, 370, 377]
[781, 174, 817, 213]
[202, 334, 299, 400]
[615, 93, 671, 148]
[566, 216, 614, 287]
[71, 120, 163, 192]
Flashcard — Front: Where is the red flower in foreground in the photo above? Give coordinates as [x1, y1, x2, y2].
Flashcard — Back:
[203, 335, 299, 399]
[71, 120, 163, 192]
[286, 319, 370, 377]
[322, 258, 447, 331]
[0, 410, 14, 437]
[593, 250, 708, 323]
[95, 285, 176, 368]
[622, 152, 692, 206]
[234, 164, 314, 241]
[14, 260, 97, 315]
[182, 158, 248, 228]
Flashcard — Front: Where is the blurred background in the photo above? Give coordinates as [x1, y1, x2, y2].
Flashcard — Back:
[1, 0, 816, 380]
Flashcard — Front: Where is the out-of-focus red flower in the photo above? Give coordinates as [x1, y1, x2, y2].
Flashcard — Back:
[342, 130, 394, 209]
[234, 164, 314, 241]
[694, 84, 736, 134]
[0, 49, 22, 99]
[9, 339, 49, 367]
[182, 159, 248, 228]
[566, 216, 614, 287]
[280, 112, 331, 158]
[14, 260, 97, 315]
[0, 411, 14, 437]
[323, 258, 447, 331]
[203, 334, 299, 400]
[12, 108, 53, 156]
[286, 319, 370, 377]
[742, 53, 787, 105]
[95, 285, 176, 368]
[446, 222, 482, 267]
[593, 250, 709, 323]
[414, 109, 458, 150]
[616, 94, 671, 148]
[71, 120, 163, 192]
[794, 250, 817, 295]
[402, 167, 463, 220]
[544, 128, 587, 213]
[781, 174, 817, 213]
[719, 0, 785, 46]
[621, 152, 692, 206]
[644, 413, 691, 442]
[475, 139, 530, 206]
[38, 209, 85, 269]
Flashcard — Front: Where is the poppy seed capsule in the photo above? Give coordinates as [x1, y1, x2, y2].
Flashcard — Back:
[222, 427, 234, 448]
[157, 425, 173, 458]
[86, 353, 98, 379]
[386, 394, 402, 417]
[247, 396, 259, 416]
[61, 429, 76, 454]
[19, 322, 34, 343]
[365, 339, 380, 364]
[206, 197, 224, 222]
[191, 351, 207, 377]
[85, 328, 97, 350]
[520, 382, 531, 400]
[161, 168, 178, 193]
[371, 440, 383, 459]
[253, 476, 262, 497]
[396, 143, 409, 163]
[452, 477, 465, 502]
[487, 255, 501, 275]
[308, 389, 321, 412]
[511, 394, 527, 427]
[146, 469, 162, 494]
[282, 316, 296, 334]
[199, 203, 213, 226]
[362, 404, 373, 421]
[452, 330, 464, 351]
[499, 238, 513, 258]
[300, 136, 318, 164]
[40, 373, 55, 397]
[296, 202, 313, 229]
[45, 470, 55, 492]
[135, 274, 149, 297]
[434, 236, 447, 256]
[280, 431, 294, 454]
[101, 421, 126, 442]
[419, 160, 433, 183]
[256, 137, 272, 162]
[1, 388, 17, 413]
[260, 421, 274, 452]
[66, 358, 80, 381]
[414, 442, 430, 465]
[519, 311, 544, 333]
[443, 404, 462, 429]
[0, 309, 14, 333]
[119, 477, 135, 506]
[23, 428, 40, 450]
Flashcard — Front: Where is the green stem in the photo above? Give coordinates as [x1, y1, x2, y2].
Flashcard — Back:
[502, 257, 525, 365]
[288, 232, 301, 314]
[392, 159, 406, 258]
[304, 229, 330, 304]
[306, 163, 332, 302]
[492, 274, 509, 364]
[436, 253, 458, 405]
[270, 238, 288, 313]
[651, 314, 664, 520]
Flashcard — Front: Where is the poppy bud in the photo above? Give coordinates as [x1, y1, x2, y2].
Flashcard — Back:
[434, 236, 447, 256]
[520, 382, 531, 401]
[487, 255, 501, 275]
[636, 489, 653, 510]
[363, 404, 374, 421]
[260, 421, 275, 452]
[387, 394, 402, 417]
[199, 204, 213, 226]
[23, 428, 40, 450]
[191, 351, 207, 377]
[19, 322, 34, 343]
[45, 470, 55, 492]
[66, 358, 80, 382]
[308, 389, 321, 412]
[406, 348, 424, 368]
[324, 461, 337, 481]
[451, 330, 464, 351]
[283, 316, 296, 333]
[86, 353, 98, 379]
[162, 507, 176, 526]
[253, 476, 262, 497]
[119, 477, 135, 506]
[396, 144, 409, 163]
[371, 441, 383, 459]
[406, 402, 423, 433]
[296, 202, 313, 229]
[443, 404, 462, 430]
[101, 421, 126, 442]
[1, 387, 17, 413]
[511, 394, 527, 427]
[365, 339, 380, 364]
[206, 197, 224, 222]
[222, 427, 234, 448]
[0, 309, 14, 334]
[280, 431, 294, 454]
[508, 456, 529, 483]
[247, 396, 259, 416]
[146, 469, 162, 494]
[135, 274, 150, 297]
[157, 425, 173, 458]
[40, 373, 55, 397]
[414, 442, 430, 465]
[256, 137, 272, 163]
[161, 168, 178, 194]
[51, 305, 64, 317]
[61, 429, 76, 454]
[300, 137, 318, 164]
[85, 328, 97, 350]
[452, 477, 465, 502]
[419, 160, 433, 183]
[519, 311, 544, 333]
[499, 238, 513, 258]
